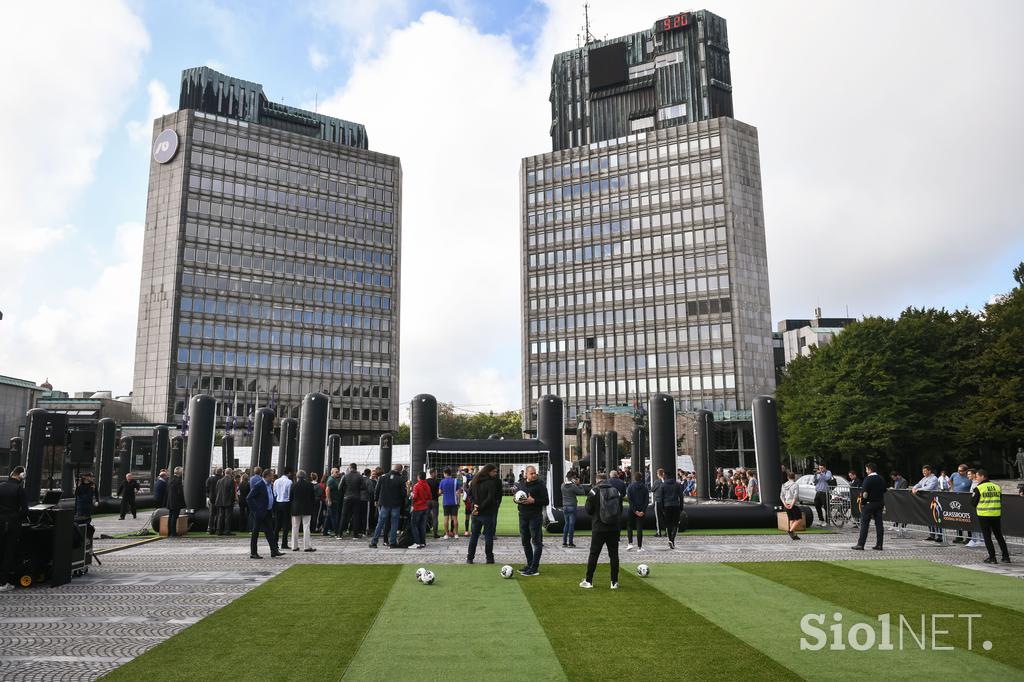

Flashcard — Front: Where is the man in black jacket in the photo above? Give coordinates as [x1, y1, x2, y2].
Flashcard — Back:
[213, 468, 237, 535]
[117, 473, 141, 520]
[515, 465, 549, 576]
[153, 470, 168, 509]
[289, 469, 317, 552]
[581, 473, 621, 589]
[369, 464, 405, 548]
[466, 464, 503, 564]
[205, 468, 223, 535]
[339, 463, 366, 538]
[0, 467, 29, 592]
[166, 467, 185, 538]
[237, 472, 251, 531]
[852, 463, 887, 550]
[654, 471, 684, 549]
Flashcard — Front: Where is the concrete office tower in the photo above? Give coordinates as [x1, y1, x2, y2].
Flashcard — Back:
[550, 9, 732, 152]
[521, 11, 774, 443]
[133, 67, 401, 445]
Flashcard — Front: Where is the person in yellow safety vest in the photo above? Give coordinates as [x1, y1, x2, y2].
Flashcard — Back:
[971, 469, 1011, 565]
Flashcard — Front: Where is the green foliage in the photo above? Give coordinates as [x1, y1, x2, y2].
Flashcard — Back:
[394, 422, 410, 444]
[777, 263, 1023, 474]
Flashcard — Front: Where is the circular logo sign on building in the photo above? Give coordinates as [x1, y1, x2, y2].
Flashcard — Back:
[152, 129, 179, 164]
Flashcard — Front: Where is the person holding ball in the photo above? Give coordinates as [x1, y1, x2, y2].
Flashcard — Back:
[515, 465, 548, 576]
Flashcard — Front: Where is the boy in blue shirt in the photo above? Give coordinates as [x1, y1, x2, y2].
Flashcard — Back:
[438, 468, 461, 539]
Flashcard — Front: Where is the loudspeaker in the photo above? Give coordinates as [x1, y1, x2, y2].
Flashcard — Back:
[45, 413, 68, 446]
[66, 430, 95, 465]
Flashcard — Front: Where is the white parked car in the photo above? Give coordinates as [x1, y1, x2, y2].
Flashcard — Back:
[794, 474, 850, 504]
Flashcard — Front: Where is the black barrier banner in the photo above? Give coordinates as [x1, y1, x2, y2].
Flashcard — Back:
[849, 488, 1024, 536]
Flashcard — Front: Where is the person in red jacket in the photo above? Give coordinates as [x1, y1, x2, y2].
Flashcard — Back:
[411, 472, 432, 548]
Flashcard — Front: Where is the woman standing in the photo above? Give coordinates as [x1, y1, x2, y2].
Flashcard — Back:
[560, 470, 585, 548]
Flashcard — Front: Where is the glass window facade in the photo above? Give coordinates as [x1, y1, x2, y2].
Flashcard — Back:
[134, 105, 401, 441]
[520, 117, 772, 430]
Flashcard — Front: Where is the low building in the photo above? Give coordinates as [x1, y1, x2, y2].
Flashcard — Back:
[776, 309, 856, 368]
[0, 375, 46, 471]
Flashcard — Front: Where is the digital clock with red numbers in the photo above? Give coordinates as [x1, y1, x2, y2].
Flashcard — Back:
[656, 12, 691, 33]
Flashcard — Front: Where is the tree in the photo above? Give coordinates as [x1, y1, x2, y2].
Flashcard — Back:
[776, 263, 1023, 476]
[394, 423, 410, 445]
[391, 405, 522, 446]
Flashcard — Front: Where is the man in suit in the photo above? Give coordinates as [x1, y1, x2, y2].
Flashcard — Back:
[166, 467, 185, 538]
[213, 468, 236, 535]
[237, 471, 251, 531]
[289, 469, 317, 552]
[852, 463, 887, 550]
[117, 473, 141, 520]
[338, 463, 366, 538]
[246, 469, 282, 559]
[205, 468, 223, 535]
[153, 469, 168, 509]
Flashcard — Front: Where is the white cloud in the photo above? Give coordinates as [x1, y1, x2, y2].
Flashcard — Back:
[1, 223, 144, 392]
[316, 11, 552, 413]
[313, 0, 1024, 417]
[308, 45, 329, 71]
[126, 80, 172, 145]
[0, 1, 148, 392]
[308, 0, 414, 55]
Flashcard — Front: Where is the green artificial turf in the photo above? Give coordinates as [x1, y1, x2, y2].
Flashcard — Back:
[648, 563, 1015, 678]
[732, 561, 1024, 671]
[343, 565, 565, 680]
[838, 559, 1024, 614]
[103, 564, 400, 681]
[107, 560, 1024, 681]
[516, 564, 800, 681]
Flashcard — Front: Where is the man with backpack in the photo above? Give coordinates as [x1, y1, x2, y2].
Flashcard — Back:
[654, 468, 684, 549]
[369, 464, 406, 548]
[580, 472, 622, 589]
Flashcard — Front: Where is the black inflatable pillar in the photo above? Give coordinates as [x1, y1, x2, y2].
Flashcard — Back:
[589, 434, 604, 475]
[379, 433, 393, 472]
[222, 434, 235, 469]
[299, 392, 329, 476]
[184, 395, 216, 510]
[649, 394, 676, 480]
[23, 408, 48, 504]
[251, 407, 275, 469]
[328, 434, 341, 471]
[538, 395, 564, 507]
[410, 394, 437, 476]
[694, 409, 715, 498]
[604, 430, 618, 472]
[97, 418, 117, 498]
[278, 418, 298, 473]
[752, 396, 782, 508]
[10, 437, 23, 469]
[631, 424, 647, 472]
[118, 437, 134, 484]
[153, 426, 169, 483]
[169, 435, 184, 473]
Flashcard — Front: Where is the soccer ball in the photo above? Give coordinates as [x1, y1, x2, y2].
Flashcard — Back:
[500, 565, 514, 578]
[419, 570, 436, 585]
[415, 567, 426, 579]
[513, 490, 528, 503]
[636, 564, 650, 577]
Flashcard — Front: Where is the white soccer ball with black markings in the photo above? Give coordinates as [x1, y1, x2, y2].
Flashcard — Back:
[514, 490, 528, 503]
[415, 567, 426, 579]
[636, 564, 650, 577]
[419, 570, 436, 585]
[500, 565, 514, 578]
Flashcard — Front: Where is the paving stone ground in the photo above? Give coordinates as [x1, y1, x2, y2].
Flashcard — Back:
[1, 513, 1021, 681]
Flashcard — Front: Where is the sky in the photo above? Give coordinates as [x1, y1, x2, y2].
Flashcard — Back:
[1, 0, 1022, 419]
